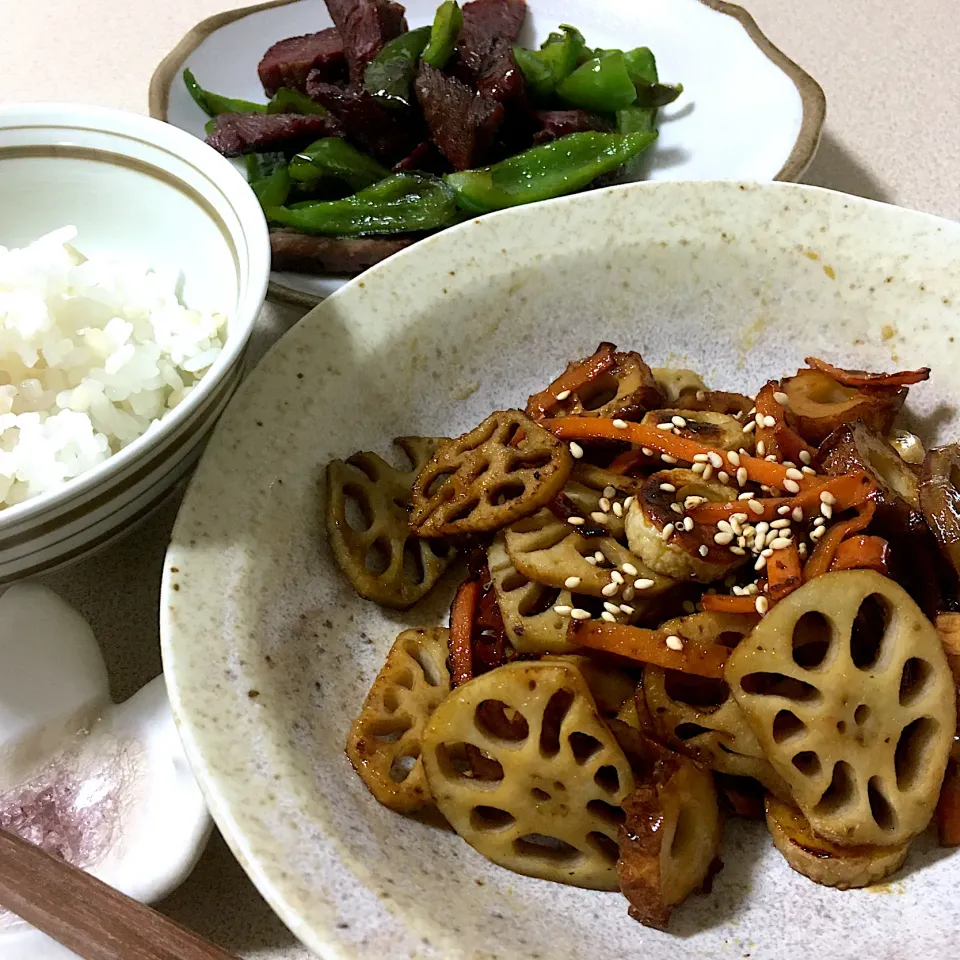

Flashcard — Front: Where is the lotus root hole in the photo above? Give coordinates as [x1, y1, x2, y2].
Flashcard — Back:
[364, 538, 392, 575]
[436, 742, 504, 783]
[594, 765, 621, 794]
[868, 777, 898, 832]
[539, 689, 575, 758]
[501, 569, 529, 593]
[514, 451, 554, 472]
[854, 704, 871, 725]
[814, 760, 857, 816]
[850, 594, 890, 670]
[382, 688, 401, 712]
[475, 700, 530, 743]
[717, 630, 748, 649]
[389, 751, 419, 783]
[898, 658, 932, 707]
[402, 541, 426, 585]
[675, 722, 713, 741]
[587, 798, 627, 827]
[448, 497, 481, 523]
[424, 538, 453, 559]
[343, 484, 374, 532]
[568, 732, 604, 764]
[772, 709, 806, 743]
[488, 481, 527, 506]
[578, 375, 620, 410]
[531, 788, 551, 802]
[425, 470, 454, 498]
[519, 585, 562, 617]
[894, 717, 938, 791]
[837, 720, 847, 734]
[664, 671, 729, 708]
[394, 669, 415, 690]
[669, 803, 697, 859]
[403, 640, 443, 687]
[514, 834, 583, 865]
[791, 750, 821, 777]
[346, 453, 380, 482]
[741, 672, 821, 702]
[587, 831, 620, 864]
[368, 717, 412, 744]
[470, 806, 517, 832]
[791, 611, 833, 669]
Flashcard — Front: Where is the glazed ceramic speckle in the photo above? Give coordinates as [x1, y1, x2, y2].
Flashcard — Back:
[162, 181, 960, 959]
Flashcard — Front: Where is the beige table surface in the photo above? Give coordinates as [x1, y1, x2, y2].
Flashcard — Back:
[3, 0, 960, 956]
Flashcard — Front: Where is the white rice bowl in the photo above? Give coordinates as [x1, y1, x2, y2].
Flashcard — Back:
[0, 227, 227, 507]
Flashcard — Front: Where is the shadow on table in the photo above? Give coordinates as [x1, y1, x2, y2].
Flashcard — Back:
[802, 130, 893, 204]
[159, 829, 302, 956]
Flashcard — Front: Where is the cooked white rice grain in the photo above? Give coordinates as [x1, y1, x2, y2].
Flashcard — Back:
[0, 227, 227, 507]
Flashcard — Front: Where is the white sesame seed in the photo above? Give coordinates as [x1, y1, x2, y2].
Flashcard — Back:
[699, 544, 710, 556]
[569, 441, 584, 459]
[733, 585, 744, 595]
[657, 422, 675, 431]
[802, 465, 817, 476]
[692, 462, 706, 474]
[708, 452, 724, 468]
[734, 466, 747, 486]
[620, 604, 635, 615]
[821, 503, 833, 519]
[756, 440, 767, 457]
[568, 516, 585, 526]
[730, 545, 746, 556]
[730, 518, 743, 536]
[554, 605, 573, 615]
[783, 479, 801, 494]
[738, 491, 755, 500]
[783, 461, 797, 469]
[702, 464, 714, 481]
[762, 414, 777, 428]
[622, 562, 639, 577]
[594, 551, 606, 563]
[748, 407, 757, 417]
[765, 456, 779, 463]
[672, 416, 687, 428]
[718, 471, 731, 485]
[661, 523, 676, 541]
[792, 506, 804, 522]
[685, 495, 707, 508]
[786, 468, 804, 482]
[622, 586, 636, 601]
[601, 582, 619, 597]
[610, 570, 624, 584]
[564, 576, 582, 589]
[732, 512, 749, 523]
[756, 596, 770, 615]
[624, 496, 635, 508]
[612, 501, 624, 517]
[555, 389, 571, 401]
[820, 491, 837, 505]
[635, 578, 655, 590]
[748, 499, 765, 515]
[603, 485, 617, 499]
[696, 390, 707, 401]
[571, 608, 592, 620]
[683, 600, 697, 614]
[665, 635, 684, 651]
[718, 520, 732, 532]
[613, 418, 629, 429]
[743, 420, 757, 433]
[754, 532, 767, 551]
[761, 547, 774, 557]
[715, 531, 734, 545]
[590, 511, 607, 523]
[810, 525, 827, 540]
[599, 497, 612, 513]
[727, 450, 741, 467]
[660, 482, 677, 493]
[683, 516, 695, 531]
[771, 518, 791, 529]
[798, 542, 808, 558]
[769, 536, 791, 550]
[756, 521, 770, 534]
[773, 391, 789, 406]
[603, 601, 621, 614]
[754, 555, 767, 571]
[692, 453, 709, 463]
[813, 516, 826, 527]
[777, 505, 791, 516]
[670, 502, 683, 515]
[585, 556, 598, 565]
[641, 447, 654, 457]
[661, 454, 678, 464]
[601, 611, 617, 623]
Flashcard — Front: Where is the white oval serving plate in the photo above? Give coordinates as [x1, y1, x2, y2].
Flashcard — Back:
[152, 0, 825, 306]
[162, 179, 960, 959]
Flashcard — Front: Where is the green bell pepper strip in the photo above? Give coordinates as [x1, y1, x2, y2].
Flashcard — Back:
[266, 88, 330, 115]
[622, 46, 658, 86]
[513, 25, 585, 100]
[555, 52, 638, 113]
[245, 152, 287, 181]
[444, 130, 657, 214]
[289, 138, 390, 191]
[264, 173, 459, 236]
[635, 82, 683, 108]
[250, 166, 292, 208]
[363, 26, 432, 108]
[183, 69, 266, 117]
[422, 0, 463, 69]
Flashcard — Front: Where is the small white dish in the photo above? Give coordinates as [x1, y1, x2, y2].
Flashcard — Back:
[152, 0, 825, 306]
[0, 584, 211, 960]
[0, 102, 270, 582]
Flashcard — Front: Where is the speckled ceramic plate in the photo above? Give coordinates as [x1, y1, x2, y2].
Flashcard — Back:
[151, 0, 825, 307]
[161, 180, 960, 959]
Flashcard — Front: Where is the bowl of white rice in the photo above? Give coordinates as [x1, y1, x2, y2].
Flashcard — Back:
[0, 102, 270, 581]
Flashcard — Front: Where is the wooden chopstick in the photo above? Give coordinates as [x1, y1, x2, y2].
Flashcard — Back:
[0, 829, 240, 960]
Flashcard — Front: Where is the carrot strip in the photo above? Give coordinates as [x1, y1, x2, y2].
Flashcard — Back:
[526, 342, 617, 420]
[688, 472, 875, 525]
[773, 423, 818, 465]
[607, 449, 647, 475]
[700, 594, 762, 614]
[449, 579, 479, 687]
[545, 417, 814, 490]
[938, 760, 960, 847]
[767, 542, 803, 602]
[830, 535, 890, 575]
[805, 357, 930, 388]
[754, 382, 784, 460]
[570, 621, 729, 679]
[803, 501, 876, 580]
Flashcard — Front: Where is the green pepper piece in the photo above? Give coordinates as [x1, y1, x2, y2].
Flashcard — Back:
[512, 48, 555, 100]
[556, 52, 637, 113]
[289, 138, 390, 192]
[616, 105, 656, 135]
[245, 152, 287, 181]
[251, 165, 292, 208]
[422, 1, 463, 69]
[635, 82, 683, 108]
[264, 173, 459, 236]
[183, 69, 266, 117]
[444, 130, 657, 214]
[266, 88, 330, 115]
[513, 25, 586, 100]
[364, 26, 432, 108]
[616, 51, 661, 179]
[622, 46, 658, 86]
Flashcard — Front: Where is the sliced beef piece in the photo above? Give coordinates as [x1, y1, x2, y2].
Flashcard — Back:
[532, 109, 613, 145]
[414, 62, 504, 171]
[392, 140, 450, 174]
[306, 76, 422, 162]
[205, 112, 344, 157]
[270, 230, 414, 274]
[456, 0, 527, 102]
[324, 0, 408, 82]
[258, 29, 347, 96]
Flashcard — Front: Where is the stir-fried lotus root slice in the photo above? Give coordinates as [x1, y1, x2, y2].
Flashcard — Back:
[617, 748, 721, 930]
[504, 508, 674, 608]
[421, 660, 635, 890]
[642, 613, 791, 799]
[346, 628, 452, 812]
[625, 469, 745, 583]
[641, 409, 753, 454]
[562, 464, 644, 541]
[765, 795, 909, 888]
[410, 411, 572, 538]
[326, 436, 453, 609]
[652, 367, 707, 405]
[727, 570, 956, 846]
